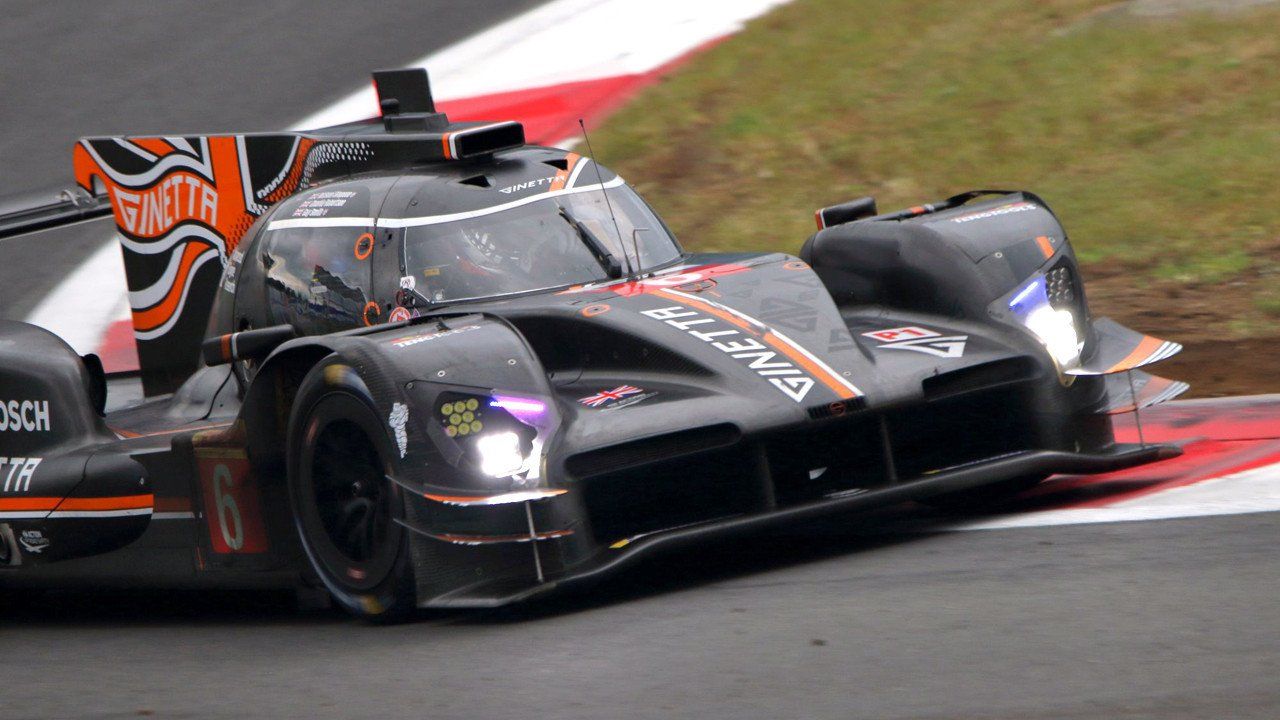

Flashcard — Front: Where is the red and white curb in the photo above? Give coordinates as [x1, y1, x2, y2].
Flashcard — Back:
[937, 395, 1280, 531]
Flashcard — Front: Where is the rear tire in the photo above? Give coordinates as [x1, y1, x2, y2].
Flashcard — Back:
[918, 474, 1046, 512]
[286, 357, 416, 623]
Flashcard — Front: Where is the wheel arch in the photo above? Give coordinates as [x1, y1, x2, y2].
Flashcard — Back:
[241, 341, 340, 482]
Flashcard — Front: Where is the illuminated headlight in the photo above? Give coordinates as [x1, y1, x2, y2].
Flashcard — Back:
[1024, 305, 1080, 368]
[475, 431, 525, 477]
[433, 391, 552, 481]
[1007, 276, 1083, 372]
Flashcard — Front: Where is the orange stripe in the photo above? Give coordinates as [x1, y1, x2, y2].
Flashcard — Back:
[654, 289, 856, 400]
[58, 494, 154, 511]
[424, 490, 567, 505]
[110, 421, 233, 440]
[132, 241, 213, 331]
[655, 289, 758, 335]
[130, 137, 175, 156]
[1036, 235, 1054, 259]
[762, 332, 857, 400]
[221, 334, 232, 361]
[815, 210, 825, 229]
[0, 494, 154, 514]
[441, 133, 453, 160]
[1107, 335, 1162, 373]
[0, 497, 61, 511]
[549, 153, 581, 191]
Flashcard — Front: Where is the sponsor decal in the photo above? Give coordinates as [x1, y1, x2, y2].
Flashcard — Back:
[641, 306, 818, 402]
[0, 457, 41, 493]
[0, 400, 51, 432]
[578, 386, 655, 410]
[498, 176, 559, 194]
[221, 247, 244, 294]
[389, 324, 480, 348]
[291, 189, 357, 219]
[950, 201, 1036, 224]
[389, 403, 409, 459]
[18, 530, 49, 554]
[399, 275, 416, 291]
[388, 306, 413, 323]
[862, 326, 967, 359]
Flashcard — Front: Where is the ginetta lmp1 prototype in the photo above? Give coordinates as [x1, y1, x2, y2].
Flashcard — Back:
[0, 69, 1188, 619]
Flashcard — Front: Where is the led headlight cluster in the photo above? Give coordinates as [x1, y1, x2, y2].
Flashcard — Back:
[440, 397, 482, 438]
[434, 391, 544, 478]
[1007, 275, 1083, 374]
[1045, 265, 1075, 309]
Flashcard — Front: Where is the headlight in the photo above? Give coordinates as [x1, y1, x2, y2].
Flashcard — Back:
[1007, 276, 1082, 372]
[435, 391, 550, 480]
[475, 431, 525, 477]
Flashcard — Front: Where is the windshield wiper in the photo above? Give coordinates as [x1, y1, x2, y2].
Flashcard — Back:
[559, 207, 623, 279]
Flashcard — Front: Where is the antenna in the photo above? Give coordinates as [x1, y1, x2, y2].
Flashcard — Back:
[578, 119, 632, 275]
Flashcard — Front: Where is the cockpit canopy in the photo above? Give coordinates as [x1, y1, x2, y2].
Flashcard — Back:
[220, 151, 684, 338]
[402, 181, 681, 304]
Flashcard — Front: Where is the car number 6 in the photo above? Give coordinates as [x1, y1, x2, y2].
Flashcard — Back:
[213, 463, 244, 551]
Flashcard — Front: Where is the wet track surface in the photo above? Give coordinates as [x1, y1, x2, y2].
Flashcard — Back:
[3, 512, 1278, 719]
[2, 3, 1279, 719]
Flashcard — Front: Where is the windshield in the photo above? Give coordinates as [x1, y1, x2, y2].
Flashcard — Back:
[402, 185, 682, 303]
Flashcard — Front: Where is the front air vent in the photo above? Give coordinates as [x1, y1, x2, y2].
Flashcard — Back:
[565, 423, 741, 478]
[511, 316, 715, 377]
[922, 356, 1040, 401]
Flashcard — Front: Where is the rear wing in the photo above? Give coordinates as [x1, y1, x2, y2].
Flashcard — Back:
[66, 68, 525, 395]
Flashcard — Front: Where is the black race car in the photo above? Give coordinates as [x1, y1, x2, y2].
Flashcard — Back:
[0, 69, 1187, 619]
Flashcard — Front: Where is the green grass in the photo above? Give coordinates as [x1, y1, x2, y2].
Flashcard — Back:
[593, 0, 1280, 307]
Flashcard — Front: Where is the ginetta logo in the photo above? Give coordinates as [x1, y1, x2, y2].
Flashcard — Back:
[499, 176, 559, 194]
[642, 306, 817, 402]
[0, 457, 41, 493]
[111, 174, 219, 237]
[0, 400, 51, 432]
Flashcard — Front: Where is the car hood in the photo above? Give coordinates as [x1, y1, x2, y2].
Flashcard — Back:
[459, 252, 1054, 453]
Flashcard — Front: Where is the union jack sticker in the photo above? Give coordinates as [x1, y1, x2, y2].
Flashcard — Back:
[579, 385, 645, 408]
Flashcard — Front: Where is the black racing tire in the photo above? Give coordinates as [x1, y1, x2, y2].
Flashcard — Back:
[286, 357, 416, 623]
[918, 474, 1047, 513]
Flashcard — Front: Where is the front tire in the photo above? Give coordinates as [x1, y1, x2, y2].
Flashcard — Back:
[286, 358, 416, 622]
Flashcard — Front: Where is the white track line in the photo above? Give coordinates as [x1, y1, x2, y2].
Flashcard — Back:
[25, 238, 131, 354]
[27, 0, 793, 353]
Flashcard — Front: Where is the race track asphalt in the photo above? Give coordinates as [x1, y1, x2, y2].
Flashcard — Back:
[1, 3, 1278, 719]
[2, 511, 1277, 719]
